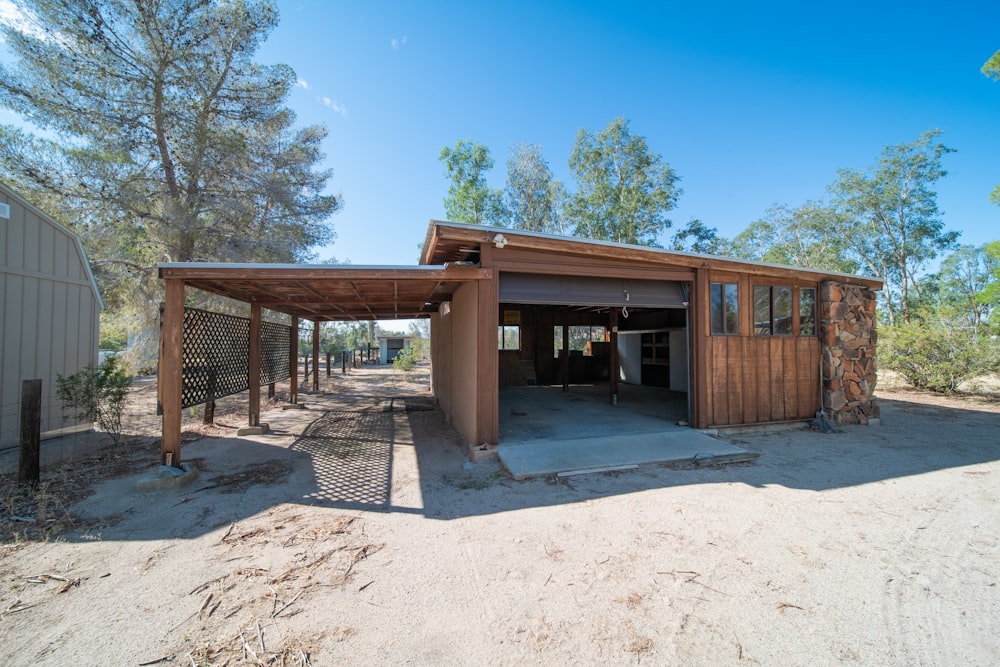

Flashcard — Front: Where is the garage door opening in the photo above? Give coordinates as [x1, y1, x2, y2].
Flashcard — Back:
[495, 273, 691, 446]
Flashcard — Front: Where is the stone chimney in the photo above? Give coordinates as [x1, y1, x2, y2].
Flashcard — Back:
[820, 281, 879, 425]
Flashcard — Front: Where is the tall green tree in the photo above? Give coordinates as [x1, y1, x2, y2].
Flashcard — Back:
[984, 49, 1000, 206]
[669, 219, 727, 255]
[565, 117, 681, 246]
[503, 143, 565, 234]
[830, 129, 958, 325]
[439, 139, 505, 225]
[933, 244, 999, 334]
[729, 202, 857, 273]
[0, 0, 338, 315]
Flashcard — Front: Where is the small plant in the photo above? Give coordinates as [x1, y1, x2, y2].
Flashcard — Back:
[56, 356, 133, 445]
[392, 346, 417, 375]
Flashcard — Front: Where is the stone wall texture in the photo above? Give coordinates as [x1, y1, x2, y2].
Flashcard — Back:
[821, 281, 880, 425]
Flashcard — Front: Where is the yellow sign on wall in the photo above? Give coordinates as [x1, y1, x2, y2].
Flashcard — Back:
[503, 310, 521, 325]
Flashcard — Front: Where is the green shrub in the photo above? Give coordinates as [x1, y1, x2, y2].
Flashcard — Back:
[880, 324, 1000, 393]
[56, 356, 133, 444]
[392, 346, 417, 374]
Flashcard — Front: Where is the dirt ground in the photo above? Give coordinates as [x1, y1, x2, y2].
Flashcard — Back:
[1, 364, 998, 665]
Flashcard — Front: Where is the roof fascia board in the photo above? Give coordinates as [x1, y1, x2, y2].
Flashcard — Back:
[428, 220, 883, 290]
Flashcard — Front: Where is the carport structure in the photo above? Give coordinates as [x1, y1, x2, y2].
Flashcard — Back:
[158, 220, 883, 468]
[157, 263, 489, 465]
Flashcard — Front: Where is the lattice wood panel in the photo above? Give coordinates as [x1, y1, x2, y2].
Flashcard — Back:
[169, 308, 293, 409]
[260, 320, 291, 385]
[181, 308, 250, 409]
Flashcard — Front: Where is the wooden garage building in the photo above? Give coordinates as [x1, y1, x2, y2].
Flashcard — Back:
[157, 221, 881, 465]
[0, 182, 102, 449]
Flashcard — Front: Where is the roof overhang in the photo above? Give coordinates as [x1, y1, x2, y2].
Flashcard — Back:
[421, 220, 884, 290]
[158, 263, 491, 321]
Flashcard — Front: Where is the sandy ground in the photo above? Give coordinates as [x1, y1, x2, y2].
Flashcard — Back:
[1, 365, 998, 665]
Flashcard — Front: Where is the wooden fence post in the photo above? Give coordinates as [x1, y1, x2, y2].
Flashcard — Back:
[203, 368, 216, 425]
[18, 379, 42, 488]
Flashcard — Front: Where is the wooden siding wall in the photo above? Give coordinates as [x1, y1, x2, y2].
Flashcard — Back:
[1, 188, 100, 448]
[448, 282, 479, 445]
[706, 336, 820, 425]
[699, 269, 821, 427]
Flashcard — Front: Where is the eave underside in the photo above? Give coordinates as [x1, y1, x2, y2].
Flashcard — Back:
[158, 265, 491, 321]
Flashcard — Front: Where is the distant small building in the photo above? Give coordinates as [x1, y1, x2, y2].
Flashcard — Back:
[378, 336, 412, 364]
[0, 182, 102, 449]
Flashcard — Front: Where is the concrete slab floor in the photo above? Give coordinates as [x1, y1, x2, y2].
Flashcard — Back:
[499, 383, 688, 444]
[496, 429, 752, 480]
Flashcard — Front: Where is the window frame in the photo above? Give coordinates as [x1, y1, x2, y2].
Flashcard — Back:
[498, 325, 520, 350]
[754, 284, 794, 336]
[553, 325, 607, 357]
[799, 287, 817, 337]
[752, 282, 819, 337]
[710, 282, 740, 335]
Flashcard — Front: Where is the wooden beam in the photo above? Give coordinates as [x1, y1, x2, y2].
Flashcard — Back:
[248, 303, 261, 427]
[161, 279, 184, 466]
[289, 315, 299, 405]
[476, 245, 499, 446]
[312, 321, 320, 392]
[562, 323, 569, 392]
[160, 266, 493, 282]
[347, 281, 376, 319]
[609, 309, 619, 405]
[692, 269, 709, 429]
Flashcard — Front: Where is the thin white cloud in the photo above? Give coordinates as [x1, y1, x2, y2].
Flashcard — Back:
[391, 35, 408, 50]
[320, 96, 347, 117]
[295, 78, 310, 90]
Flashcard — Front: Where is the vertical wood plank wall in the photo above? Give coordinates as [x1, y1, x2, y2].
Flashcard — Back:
[1, 187, 101, 448]
[701, 268, 822, 426]
[705, 336, 820, 426]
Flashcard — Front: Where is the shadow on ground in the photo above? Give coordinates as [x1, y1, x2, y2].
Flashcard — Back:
[46, 379, 1000, 545]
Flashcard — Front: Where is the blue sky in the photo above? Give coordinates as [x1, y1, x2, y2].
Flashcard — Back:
[255, 0, 999, 267]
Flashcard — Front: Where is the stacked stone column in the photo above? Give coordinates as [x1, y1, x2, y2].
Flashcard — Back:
[820, 281, 879, 425]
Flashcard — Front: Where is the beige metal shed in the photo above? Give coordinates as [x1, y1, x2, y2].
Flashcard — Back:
[0, 181, 103, 450]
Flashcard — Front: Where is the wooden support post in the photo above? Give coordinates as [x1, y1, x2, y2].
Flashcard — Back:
[476, 244, 499, 446]
[561, 323, 569, 392]
[289, 315, 299, 405]
[342, 350, 347, 374]
[312, 322, 320, 391]
[692, 270, 709, 429]
[18, 379, 41, 487]
[268, 383, 275, 398]
[161, 279, 184, 466]
[248, 303, 261, 427]
[326, 351, 331, 377]
[609, 309, 619, 405]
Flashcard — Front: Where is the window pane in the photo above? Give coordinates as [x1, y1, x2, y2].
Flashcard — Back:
[710, 283, 724, 334]
[505, 326, 520, 350]
[499, 326, 520, 350]
[754, 285, 771, 335]
[799, 288, 816, 336]
[725, 283, 739, 334]
[774, 286, 792, 335]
